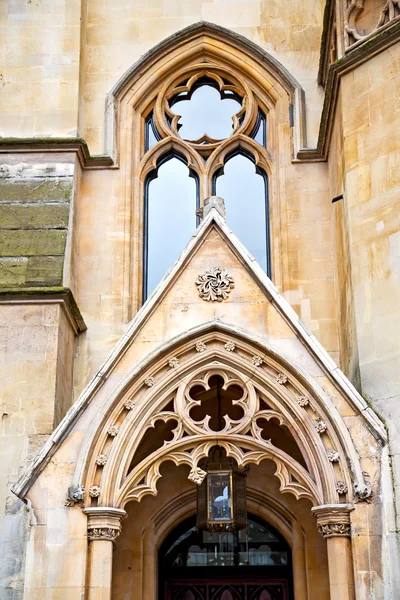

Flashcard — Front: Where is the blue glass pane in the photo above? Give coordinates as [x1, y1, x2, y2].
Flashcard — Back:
[252, 111, 267, 148]
[145, 114, 158, 151]
[145, 157, 197, 298]
[171, 85, 241, 141]
[216, 154, 269, 273]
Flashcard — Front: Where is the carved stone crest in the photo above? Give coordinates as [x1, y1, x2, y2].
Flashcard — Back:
[188, 466, 208, 486]
[195, 267, 234, 302]
[65, 485, 85, 507]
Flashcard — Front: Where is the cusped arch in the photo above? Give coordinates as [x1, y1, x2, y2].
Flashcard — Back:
[77, 322, 373, 511]
[104, 21, 307, 160]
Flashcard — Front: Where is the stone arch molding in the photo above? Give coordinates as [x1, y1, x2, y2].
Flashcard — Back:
[104, 21, 307, 162]
[76, 323, 373, 511]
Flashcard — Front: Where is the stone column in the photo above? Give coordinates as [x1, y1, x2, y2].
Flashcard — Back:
[312, 504, 355, 600]
[292, 520, 308, 600]
[84, 507, 127, 600]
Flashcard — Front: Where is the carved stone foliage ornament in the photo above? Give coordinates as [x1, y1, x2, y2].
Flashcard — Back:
[315, 418, 327, 434]
[297, 395, 309, 407]
[224, 341, 236, 352]
[87, 528, 120, 542]
[168, 357, 180, 368]
[124, 399, 135, 410]
[65, 485, 85, 507]
[188, 466, 208, 485]
[318, 522, 351, 538]
[195, 267, 234, 302]
[276, 373, 288, 385]
[96, 454, 108, 466]
[196, 341, 207, 353]
[327, 450, 340, 463]
[336, 481, 348, 495]
[89, 486, 101, 498]
[144, 376, 155, 387]
[108, 425, 120, 437]
[251, 355, 263, 367]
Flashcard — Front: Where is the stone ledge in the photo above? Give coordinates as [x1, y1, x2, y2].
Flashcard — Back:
[0, 137, 115, 170]
[0, 286, 87, 334]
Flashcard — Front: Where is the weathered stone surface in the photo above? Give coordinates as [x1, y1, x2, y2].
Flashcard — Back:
[0, 258, 28, 286]
[0, 179, 72, 203]
[26, 256, 64, 286]
[0, 204, 70, 230]
[0, 230, 67, 257]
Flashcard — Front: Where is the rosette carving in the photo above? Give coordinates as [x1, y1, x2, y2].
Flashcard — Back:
[195, 267, 234, 302]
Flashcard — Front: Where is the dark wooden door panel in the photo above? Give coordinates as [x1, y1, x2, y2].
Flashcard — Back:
[165, 579, 288, 600]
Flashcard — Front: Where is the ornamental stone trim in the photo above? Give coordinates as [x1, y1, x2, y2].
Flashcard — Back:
[318, 522, 351, 538]
[312, 504, 354, 539]
[84, 507, 127, 543]
[252, 355, 263, 367]
[144, 376, 155, 387]
[124, 399, 135, 410]
[168, 357, 180, 368]
[188, 466, 208, 485]
[108, 425, 120, 437]
[327, 450, 340, 463]
[336, 481, 348, 495]
[196, 341, 207, 353]
[224, 341, 236, 352]
[315, 418, 327, 434]
[276, 373, 288, 385]
[87, 528, 120, 542]
[297, 395, 309, 407]
[195, 267, 234, 302]
[96, 454, 108, 466]
[89, 486, 101, 498]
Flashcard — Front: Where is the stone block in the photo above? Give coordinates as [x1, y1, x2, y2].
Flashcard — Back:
[0, 203, 70, 230]
[0, 258, 28, 286]
[0, 178, 72, 203]
[26, 255, 64, 286]
[0, 230, 67, 257]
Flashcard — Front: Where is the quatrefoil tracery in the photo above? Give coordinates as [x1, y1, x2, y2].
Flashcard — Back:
[177, 368, 257, 436]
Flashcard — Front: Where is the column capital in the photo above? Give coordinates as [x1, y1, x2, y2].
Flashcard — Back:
[83, 507, 127, 542]
[311, 503, 354, 538]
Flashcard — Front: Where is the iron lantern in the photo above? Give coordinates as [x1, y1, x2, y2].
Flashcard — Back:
[196, 448, 248, 534]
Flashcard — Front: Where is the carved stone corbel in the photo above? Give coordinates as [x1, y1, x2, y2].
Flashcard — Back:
[84, 507, 127, 543]
[312, 504, 354, 538]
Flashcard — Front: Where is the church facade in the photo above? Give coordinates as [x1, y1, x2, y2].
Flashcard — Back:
[0, 2, 400, 599]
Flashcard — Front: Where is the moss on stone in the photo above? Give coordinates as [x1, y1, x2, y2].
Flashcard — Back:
[0, 179, 72, 203]
[0, 230, 67, 257]
[0, 203, 70, 229]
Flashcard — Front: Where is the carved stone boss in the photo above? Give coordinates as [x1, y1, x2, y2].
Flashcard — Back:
[196, 267, 234, 302]
[312, 504, 354, 538]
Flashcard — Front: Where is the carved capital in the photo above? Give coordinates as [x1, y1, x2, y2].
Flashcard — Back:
[312, 504, 354, 538]
[84, 507, 127, 543]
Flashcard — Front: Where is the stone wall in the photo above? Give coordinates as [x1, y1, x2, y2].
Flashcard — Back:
[0, 156, 75, 289]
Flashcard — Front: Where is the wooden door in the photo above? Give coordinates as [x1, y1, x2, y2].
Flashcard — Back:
[165, 578, 288, 600]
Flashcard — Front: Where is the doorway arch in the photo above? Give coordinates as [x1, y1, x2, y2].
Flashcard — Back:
[159, 513, 294, 600]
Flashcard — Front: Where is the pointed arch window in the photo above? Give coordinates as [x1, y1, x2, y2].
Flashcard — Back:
[140, 66, 273, 301]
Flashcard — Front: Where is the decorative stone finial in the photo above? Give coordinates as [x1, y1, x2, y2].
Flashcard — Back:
[196, 196, 226, 220]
